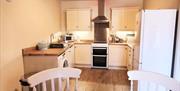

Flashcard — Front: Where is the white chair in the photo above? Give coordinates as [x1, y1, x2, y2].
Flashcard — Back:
[27, 67, 81, 91]
[127, 71, 180, 91]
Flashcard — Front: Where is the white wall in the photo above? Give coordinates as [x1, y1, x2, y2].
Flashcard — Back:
[60, 0, 142, 40]
[174, 5, 180, 81]
[0, 0, 61, 91]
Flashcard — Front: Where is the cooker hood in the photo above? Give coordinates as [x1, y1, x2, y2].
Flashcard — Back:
[93, 0, 109, 43]
[93, 0, 109, 23]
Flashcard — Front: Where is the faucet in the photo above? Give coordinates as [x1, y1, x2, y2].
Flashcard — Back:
[50, 33, 54, 43]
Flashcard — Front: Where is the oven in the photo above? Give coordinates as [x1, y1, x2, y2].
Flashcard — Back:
[92, 43, 108, 68]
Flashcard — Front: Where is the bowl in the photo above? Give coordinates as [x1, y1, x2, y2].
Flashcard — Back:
[37, 41, 49, 50]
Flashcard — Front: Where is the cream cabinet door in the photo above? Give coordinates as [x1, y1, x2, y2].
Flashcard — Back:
[77, 10, 91, 30]
[109, 45, 127, 67]
[66, 10, 78, 31]
[111, 8, 139, 31]
[66, 9, 91, 31]
[124, 8, 139, 30]
[111, 9, 125, 31]
[74, 44, 91, 65]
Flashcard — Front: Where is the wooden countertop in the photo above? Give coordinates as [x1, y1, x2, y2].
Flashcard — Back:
[22, 47, 67, 56]
[22, 41, 93, 56]
[74, 40, 94, 44]
[108, 43, 128, 45]
[22, 40, 135, 56]
[109, 42, 135, 49]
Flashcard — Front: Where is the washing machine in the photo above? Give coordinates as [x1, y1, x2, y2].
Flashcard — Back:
[58, 53, 69, 68]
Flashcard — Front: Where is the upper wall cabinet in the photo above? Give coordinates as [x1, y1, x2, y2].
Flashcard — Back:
[111, 7, 139, 31]
[66, 9, 92, 32]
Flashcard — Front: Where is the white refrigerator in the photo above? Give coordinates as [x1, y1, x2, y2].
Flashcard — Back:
[139, 9, 177, 91]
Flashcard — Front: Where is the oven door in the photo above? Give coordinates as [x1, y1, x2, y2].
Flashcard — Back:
[93, 55, 107, 67]
[93, 47, 107, 55]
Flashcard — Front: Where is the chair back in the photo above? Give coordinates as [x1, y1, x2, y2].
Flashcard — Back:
[27, 67, 81, 91]
[127, 71, 180, 91]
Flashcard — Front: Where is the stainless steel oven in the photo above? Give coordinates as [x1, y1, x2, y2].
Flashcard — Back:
[92, 43, 108, 68]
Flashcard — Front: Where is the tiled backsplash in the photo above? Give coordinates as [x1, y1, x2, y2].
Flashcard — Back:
[48, 31, 136, 43]
[63, 30, 136, 43]
[72, 31, 94, 40]
[49, 32, 62, 43]
[111, 31, 136, 42]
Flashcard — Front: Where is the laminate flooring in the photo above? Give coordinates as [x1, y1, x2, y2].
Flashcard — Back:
[69, 68, 130, 91]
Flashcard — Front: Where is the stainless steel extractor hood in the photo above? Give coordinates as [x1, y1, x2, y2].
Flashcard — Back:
[93, 0, 109, 43]
[93, 0, 109, 23]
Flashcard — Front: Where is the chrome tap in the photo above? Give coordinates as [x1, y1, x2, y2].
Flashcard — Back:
[50, 33, 54, 43]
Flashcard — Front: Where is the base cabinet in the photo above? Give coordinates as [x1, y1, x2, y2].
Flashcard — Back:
[108, 45, 127, 67]
[23, 56, 59, 75]
[74, 44, 91, 65]
[127, 46, 133, 70]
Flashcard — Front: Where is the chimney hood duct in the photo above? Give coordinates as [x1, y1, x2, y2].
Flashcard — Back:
[93, 0, 109, 43]
[93, 0, 109, 23]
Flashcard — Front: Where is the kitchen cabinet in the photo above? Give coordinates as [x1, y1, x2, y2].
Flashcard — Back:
[23, 53, 68, 91]
[127, 46, 133, 70]
[74, 44, 91, 66]
[111, 8, 139, 31]
[109, 45, 127, 67]
[66, 9, 91, 32]
[23, 55, 60, 74]
[65, 45, 74, 67]
[22, 46, 75, 74]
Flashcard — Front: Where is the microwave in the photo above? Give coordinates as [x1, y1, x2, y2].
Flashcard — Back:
[64, 35, 74, 42]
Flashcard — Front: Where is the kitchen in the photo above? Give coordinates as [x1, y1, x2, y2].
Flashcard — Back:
[22, 0, 138, 90]
[0, 0, 180, 91]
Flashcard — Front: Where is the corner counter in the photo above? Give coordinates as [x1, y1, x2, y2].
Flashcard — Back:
[108, 42, 135, 49]
[22, 47, 66, 56]
[74, 40, 94, 44]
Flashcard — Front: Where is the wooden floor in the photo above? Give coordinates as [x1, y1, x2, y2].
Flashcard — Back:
[69, 68, 130, 91]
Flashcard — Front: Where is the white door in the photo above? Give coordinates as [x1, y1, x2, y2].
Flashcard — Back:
[139, 10, 177, 91]
[174, 9, 180, 81]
